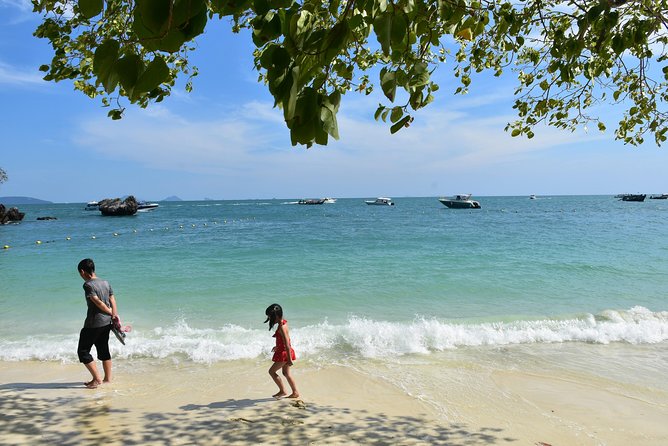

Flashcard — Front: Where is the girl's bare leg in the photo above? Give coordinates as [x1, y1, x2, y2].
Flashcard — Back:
[282, 364, 300, 398]
[269, 362, 287, 398]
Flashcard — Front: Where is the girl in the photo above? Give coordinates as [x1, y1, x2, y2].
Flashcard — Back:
[265, 303, 299, 399]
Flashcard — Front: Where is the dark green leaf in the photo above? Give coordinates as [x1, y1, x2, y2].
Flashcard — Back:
[380, 68, 396, 102]
[373, 12, 392, 55]
[93, 39, 120, 93]
[78, 0, 103, 19]
[116, 54, 143, 97]
[135, 56, 170, 93]
[134, 0, 171, 35]
[390, 115, 410, 134]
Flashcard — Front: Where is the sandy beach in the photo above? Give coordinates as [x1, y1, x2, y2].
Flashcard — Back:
[2, 355, 667, 445]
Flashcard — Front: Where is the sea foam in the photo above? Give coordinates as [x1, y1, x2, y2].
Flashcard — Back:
[1, 307, 666, 363]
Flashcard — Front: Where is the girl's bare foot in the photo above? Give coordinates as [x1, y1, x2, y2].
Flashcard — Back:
[85, 380, 102, 389]
[273, 392, 287, 399]
[287, 393, 300, 398]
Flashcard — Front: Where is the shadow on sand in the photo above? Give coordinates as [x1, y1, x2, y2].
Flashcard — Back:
[0, 383, 517, 445]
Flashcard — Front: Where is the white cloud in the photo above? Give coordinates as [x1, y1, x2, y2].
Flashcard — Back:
[0, 0, 31, 12]
[71, 89, 609, 199]
[0, 60, 44, 85]
[0, 0, 36, 24]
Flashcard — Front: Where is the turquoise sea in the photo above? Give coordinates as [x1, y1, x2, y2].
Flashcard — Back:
[1, 195, 667, 395]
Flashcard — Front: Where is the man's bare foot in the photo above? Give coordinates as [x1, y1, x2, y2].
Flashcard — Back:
[287, 393, 300, 398]
[273, 392, 287, 399]
[85, 380, 102, 389]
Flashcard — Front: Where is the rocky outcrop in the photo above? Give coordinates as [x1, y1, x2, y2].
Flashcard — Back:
[0, 204, 25, 224]
[98, 196, 138, 216]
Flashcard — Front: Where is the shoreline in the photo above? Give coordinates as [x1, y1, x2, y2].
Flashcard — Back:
[2, 356, 667, 445]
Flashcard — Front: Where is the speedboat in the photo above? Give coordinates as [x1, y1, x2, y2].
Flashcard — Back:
[650, 194, 668, 199]
[297, 199, 325, 205]
[438, 194, 481, 209]
[85, 201, 99, 210]
[323, 197, 337, 204]
[529, 194, 537, 199]
[365, 197, 394, 206]
[137, 201, 160, 211]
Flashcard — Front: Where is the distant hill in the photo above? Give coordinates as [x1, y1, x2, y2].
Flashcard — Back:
[162, 195, 183, 201]
[0, 196, 53, 204]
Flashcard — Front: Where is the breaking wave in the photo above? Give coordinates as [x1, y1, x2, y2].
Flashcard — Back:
[1, 306, 666, 363]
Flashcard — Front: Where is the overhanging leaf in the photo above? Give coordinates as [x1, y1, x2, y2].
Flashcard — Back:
[135, 56, 170, 93]
[78, 0, 103, 19]
[93, 39, 120, 93]
[116, 54, 144, 97]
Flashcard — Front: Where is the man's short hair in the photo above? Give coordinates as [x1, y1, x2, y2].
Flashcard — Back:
[78, 258, 95, 275]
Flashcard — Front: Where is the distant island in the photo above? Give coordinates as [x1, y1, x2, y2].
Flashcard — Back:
[0, 196, 53, 204]
[162, 196, 183, 201]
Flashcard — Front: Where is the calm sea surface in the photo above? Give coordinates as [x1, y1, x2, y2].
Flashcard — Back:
[1, 196, 667, 381]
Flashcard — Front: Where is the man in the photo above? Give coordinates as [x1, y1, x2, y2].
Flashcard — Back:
[76, 258, 118, 388]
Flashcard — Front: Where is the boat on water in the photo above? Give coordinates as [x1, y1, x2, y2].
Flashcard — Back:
[650, 194, 668, 199]
[618, 194, 646, 202]
[438, 194, 481, 209]
[365, 197, 394, 206]
[323, 198, 337, 204]
[297, 199, 325, 205]
[137, 201, 160, 211]
[84, 201, 99, 211]
[529, 194, 537, 200]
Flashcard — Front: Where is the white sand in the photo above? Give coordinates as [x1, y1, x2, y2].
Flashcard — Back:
[1, 358, 667, 445]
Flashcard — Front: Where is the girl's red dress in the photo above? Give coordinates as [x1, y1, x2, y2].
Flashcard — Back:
[272, 319, 296, 362]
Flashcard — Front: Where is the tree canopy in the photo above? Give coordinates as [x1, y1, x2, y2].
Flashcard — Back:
[32, 0, 668, 147]
[0, 168, 7, 184]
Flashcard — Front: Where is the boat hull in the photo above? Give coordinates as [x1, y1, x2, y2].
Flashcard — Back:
[365, 197, 394, 206]
[298, 199, 325, 205]
[365, 201, 394, 206]
[438, 199, 481, 209]
[620, 194, 646, 202]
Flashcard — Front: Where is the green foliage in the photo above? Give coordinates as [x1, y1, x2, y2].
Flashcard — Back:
[32, 0, 668, 147]
[0, 168, 7, 184]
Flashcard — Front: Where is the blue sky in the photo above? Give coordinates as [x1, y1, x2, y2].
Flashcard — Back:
[1, 0, 666, 202]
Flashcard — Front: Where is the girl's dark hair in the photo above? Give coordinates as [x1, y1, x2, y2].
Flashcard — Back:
[78, 258, 95, 275]
[264, 303, 283, 330]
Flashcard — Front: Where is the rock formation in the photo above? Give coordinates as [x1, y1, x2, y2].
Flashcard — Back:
[98, 196, 138, 216]
[0, 204, 25, 224]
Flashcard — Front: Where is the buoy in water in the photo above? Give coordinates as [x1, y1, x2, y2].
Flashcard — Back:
[36, 240, 42, 244]
[3, 245, 9, 249]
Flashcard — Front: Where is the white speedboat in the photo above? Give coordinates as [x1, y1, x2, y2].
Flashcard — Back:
[137, 201, 160, 212]
[529, 194, 537, 200]
[85, 201, 99, 211]
[323, 197, 337, 204]
[438, 194, 481, 209]
[365, 197, 394, 206]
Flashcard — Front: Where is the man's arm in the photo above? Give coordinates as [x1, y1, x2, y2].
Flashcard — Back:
[109, 294, 118, 318]
[89, 294, 113, 315]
